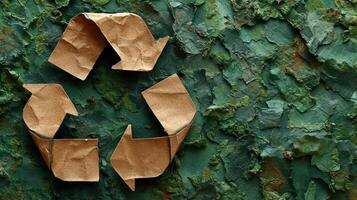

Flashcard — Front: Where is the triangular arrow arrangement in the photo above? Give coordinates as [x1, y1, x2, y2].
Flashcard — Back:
[23, 84, 99, 181]
[48, 13, 169, 80]
[23, 13, 196, 191]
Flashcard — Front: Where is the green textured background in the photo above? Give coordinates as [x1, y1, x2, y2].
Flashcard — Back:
[1, 0, 357, 199]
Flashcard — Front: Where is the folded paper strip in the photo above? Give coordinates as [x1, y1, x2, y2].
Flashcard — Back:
[23, 84, 99, 182]
[48, 13, 169, 80]
[110, 74, 196, 191]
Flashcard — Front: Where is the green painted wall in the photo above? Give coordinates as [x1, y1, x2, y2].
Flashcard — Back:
[1, 0, 357, 199]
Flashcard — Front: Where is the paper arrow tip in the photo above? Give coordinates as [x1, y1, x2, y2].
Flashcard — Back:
[125, 179, 135, 191]
[23, 84, 47, 94]
[23, 83, 78, 116]
[110, 125, 136, 191]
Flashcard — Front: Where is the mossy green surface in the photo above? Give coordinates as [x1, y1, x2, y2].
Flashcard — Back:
[1, 0, 357, 199]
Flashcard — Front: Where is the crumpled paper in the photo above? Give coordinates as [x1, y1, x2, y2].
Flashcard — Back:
[23, 84, 99, 182]
[48, 13, 169, 80]
[23, 84, 78, 138]
[110, 74, 196, 191]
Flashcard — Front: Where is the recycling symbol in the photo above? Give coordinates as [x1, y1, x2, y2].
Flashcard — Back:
[23, 13, 196, 191]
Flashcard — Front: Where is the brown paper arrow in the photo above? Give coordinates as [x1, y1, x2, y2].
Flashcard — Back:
[48, 13, 169, 80]
[23, 84, 99, 182]
[23, 84, 78, 138]
[110, 74, 196, 191]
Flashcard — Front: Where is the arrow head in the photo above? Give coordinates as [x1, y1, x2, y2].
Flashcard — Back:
[110, 125, 171, 191]
[23, 84, 78, 138]
[23, 84, 47, 94]
[110, 125, 136, 191]
[112, 36, 169, 71]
